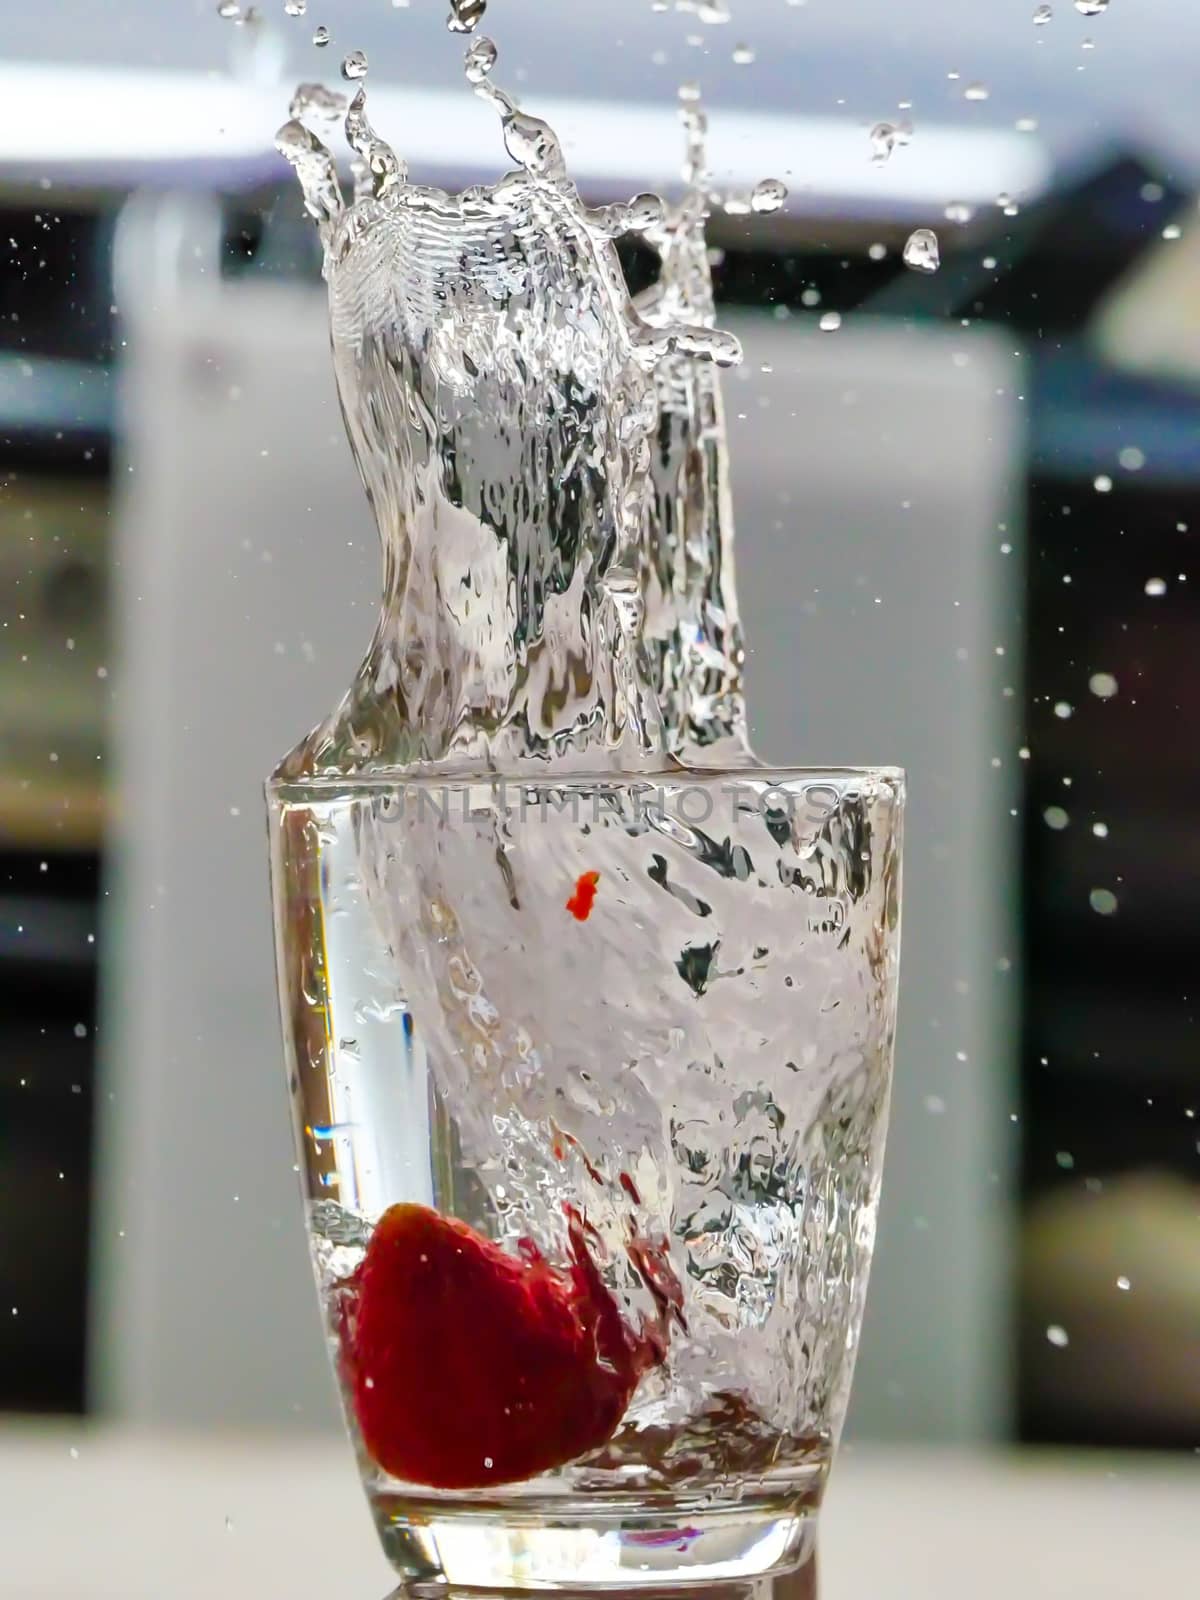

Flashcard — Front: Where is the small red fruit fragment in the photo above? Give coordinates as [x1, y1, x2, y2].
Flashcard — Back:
[341, 1203, 645, 1489]
[565, 870, 600, 921]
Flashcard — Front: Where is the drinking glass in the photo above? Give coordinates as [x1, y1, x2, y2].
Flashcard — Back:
[268, 763, 903, 1594]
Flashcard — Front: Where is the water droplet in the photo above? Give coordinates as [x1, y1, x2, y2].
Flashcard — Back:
[867, 241, 887, 261]
[312, 23, 330, 46]
[1162, 223, 1182, 241]
[448, 0, 486, 32]
[217, 1, 241, 16]
[818, 311, 842, 332]
[501, 108, 567, 180]
[1089, 672, 1117, 699]
[1144, 576, 1167, 596]
[1055, 1150, 1075, 1169]
[275, 118, 344, 229]
[869, 121, 899, 164]
[1093, 473, 1112, 493]
[944, 201, 975, 225]
[464, 35, 497, 82]
[751, 178, 788, 215]
[342, 50, 368, 81]
[1053, 701, 1073, 720]
[1015, 115, 1039, 133]
[902, 228, 940, 273]
[284, 0, 307, 15]
[289, 81, 347, 123]
[1115, 1273, 1131, 1290]
[964, 82, 990, 102]
[1044, 806, 1069, 830]
[1033, 3, 1053, 21]
[1046, 1324, 1069, 1348]
[1093, 821, 1109, 838]
[1075, 0, 1108, 14]
[1090, 888, 1118, 916]
[345, 88, 406, 197]
[924, 1094, 947, 1115]
[732, 43, 756, 65]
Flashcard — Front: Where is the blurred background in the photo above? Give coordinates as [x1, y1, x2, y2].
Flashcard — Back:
[2, 0, 1198, 1552]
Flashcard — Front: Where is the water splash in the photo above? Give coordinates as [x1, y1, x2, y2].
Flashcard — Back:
[275, 48, 748, 776]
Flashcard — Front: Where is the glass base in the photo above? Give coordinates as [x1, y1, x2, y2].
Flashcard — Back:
[374, 1495, 817, 1592]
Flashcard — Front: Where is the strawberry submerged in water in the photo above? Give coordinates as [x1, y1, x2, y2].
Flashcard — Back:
[340, 1202, 660, 1489]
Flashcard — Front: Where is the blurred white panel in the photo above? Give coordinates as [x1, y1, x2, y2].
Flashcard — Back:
[726, 313, 1024, 1441]
[0, 63, 1049, 213]
[92, 193, 375, 1428]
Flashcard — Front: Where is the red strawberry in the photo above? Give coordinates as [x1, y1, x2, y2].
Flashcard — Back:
[341, 1203, 648, 1489]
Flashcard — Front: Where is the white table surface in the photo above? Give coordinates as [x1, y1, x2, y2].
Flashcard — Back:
[3, 1422, 1196, 1598]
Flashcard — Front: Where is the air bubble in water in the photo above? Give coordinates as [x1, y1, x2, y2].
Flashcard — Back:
[751, 178, 787, 215]
[342, 50, 368, 81]
[313, 23, 330, 46]
[1075, 0, 1108, 14]
[1033, 3, 1053, 21]
[464, 35, 497, 82]
[448, 0, 487, 33]
[964, 82, 990, 101]
[903, 228, 940, 273]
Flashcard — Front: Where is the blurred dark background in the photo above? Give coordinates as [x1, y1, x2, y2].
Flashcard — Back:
[1, 0, 1198, 1453]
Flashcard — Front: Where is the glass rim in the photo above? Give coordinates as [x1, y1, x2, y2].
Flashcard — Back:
[266, 763, 906, 801]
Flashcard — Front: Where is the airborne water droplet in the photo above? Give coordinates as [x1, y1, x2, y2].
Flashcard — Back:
[944, 202, 974, 225]
[448, 0, 487, 33]
[1144, 576, 1167, 596]
[750, 178, 787, 215]
[963, 82, 990, 102]
[464, 35, 497, 83]
[818, 311, 842, 332]
[342, 50, 368, 81]
[1075, 0, 1108, 14]
[1033, 3, 1053, 21]
[289, 81, 347, 123]
[869, 121, 899, 164]
[284, 0, 307, 15]
[732, 43, 756, 65]
[312, 23, 330, 46]
[217, 0, 241, 16]
[902, 228, 940, 273]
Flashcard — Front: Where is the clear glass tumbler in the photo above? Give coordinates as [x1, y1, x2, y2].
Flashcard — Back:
[268, 763, 903, 1594]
